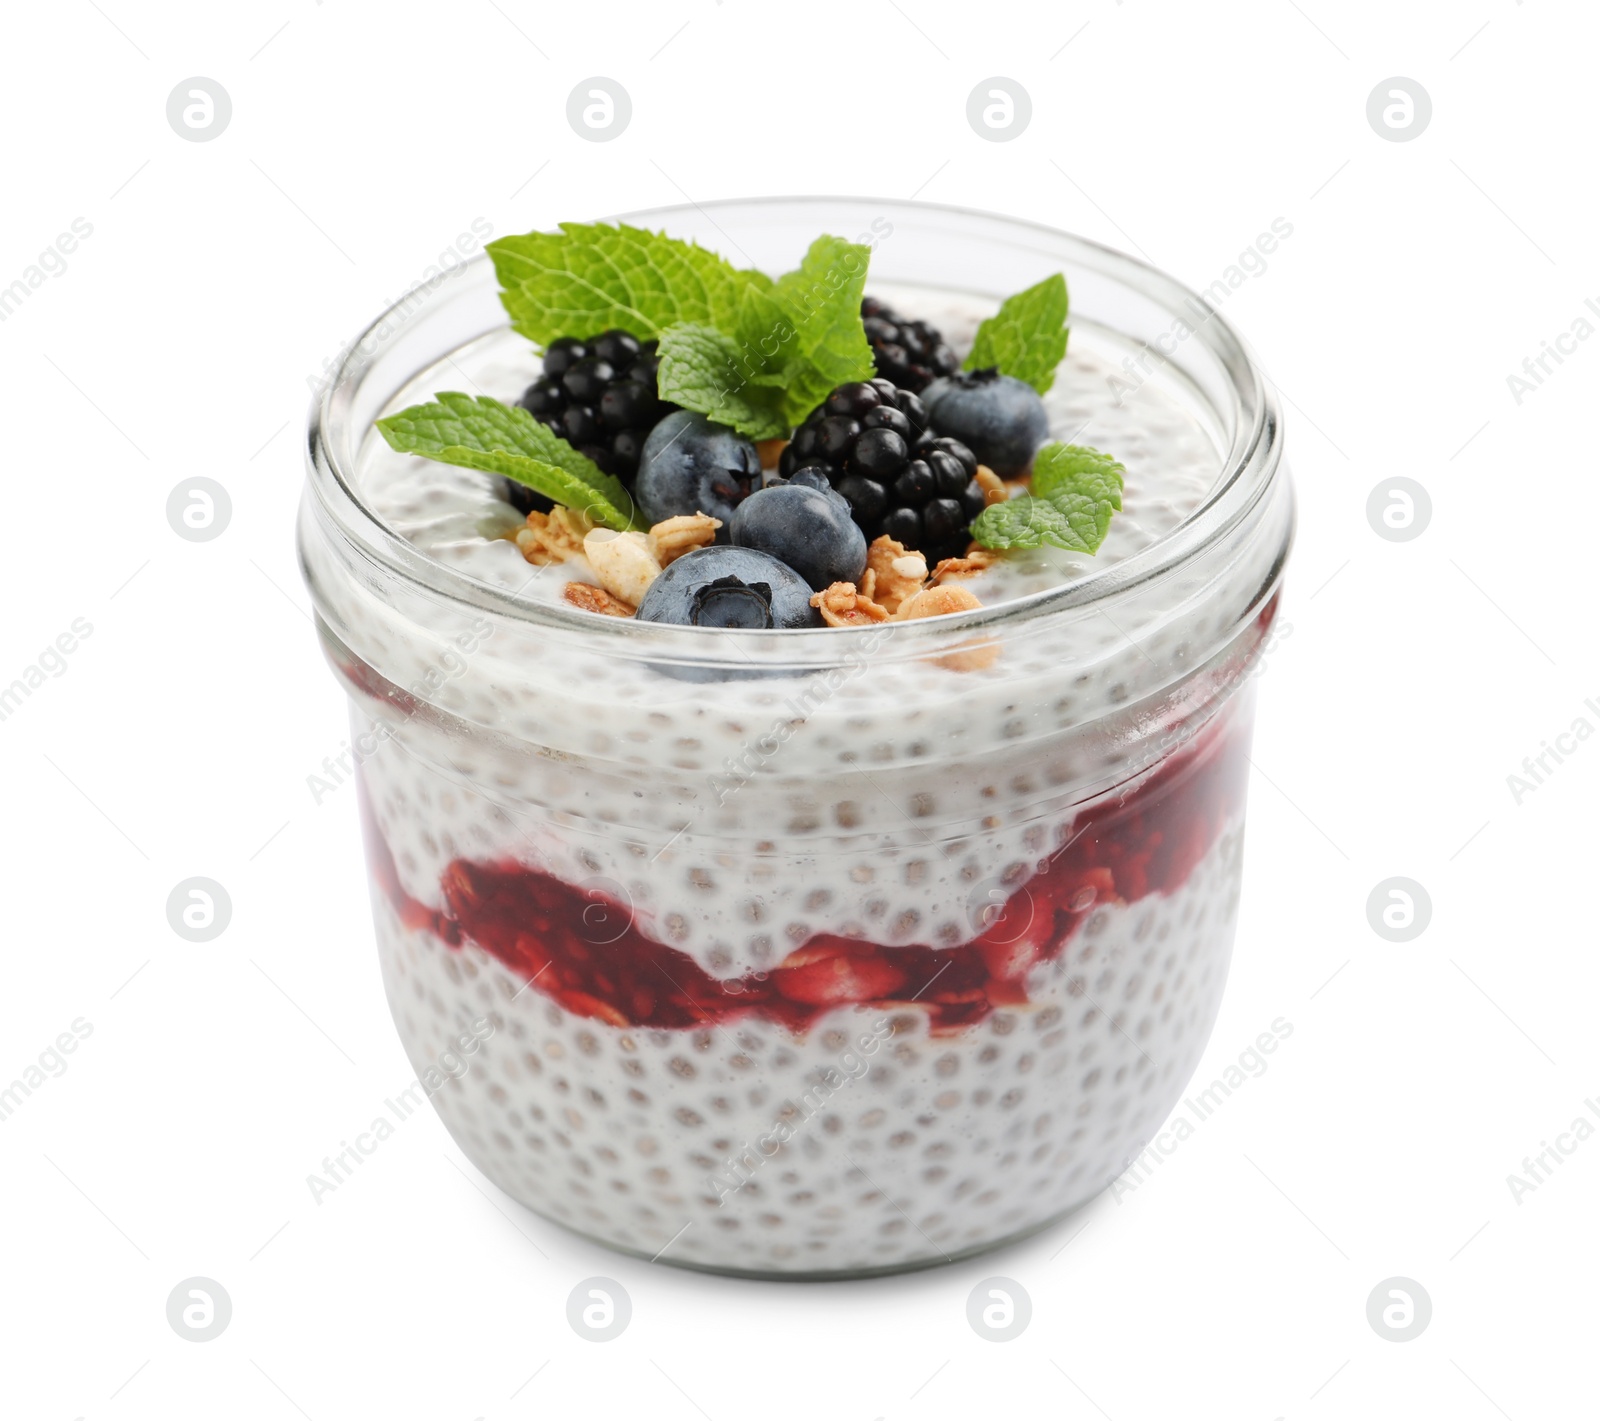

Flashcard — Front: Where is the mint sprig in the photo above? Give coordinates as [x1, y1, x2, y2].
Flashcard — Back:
[657, 235, 876, 437]
[653, 325, 789, 440]
[376, 393, 639, 531]
[970, 442, 1123, 554]
[965, 273, 1069, 394]
[486, 222, 772, 347]
[760, 234, 877, 420]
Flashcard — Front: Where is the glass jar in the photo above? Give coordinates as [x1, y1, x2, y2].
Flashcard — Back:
[299, 198, 1293, 1278]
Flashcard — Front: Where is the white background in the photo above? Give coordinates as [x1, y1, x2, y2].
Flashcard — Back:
[1, 1, 1595, 1417]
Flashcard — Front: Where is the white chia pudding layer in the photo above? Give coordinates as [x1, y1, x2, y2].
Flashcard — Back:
[377, 820, 1244, 1274]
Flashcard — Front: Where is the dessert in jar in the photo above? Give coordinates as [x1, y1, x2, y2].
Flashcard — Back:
[299, 199, 1293, 1277]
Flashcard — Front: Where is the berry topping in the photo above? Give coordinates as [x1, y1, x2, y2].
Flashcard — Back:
[860, 295, 961, 392]
[377, 220, 1094, 629]
[922, 367, 1050, 479]
[635, 546, 820, 629]
[589, 328, 642, 365]
[636, 410, 763, 528]
[729, 482, 868, 592]
[562, 354, 615, 403]
[786, 466, 834, 494]
[779, 381, 987, 561]
[539, 335, 586, 378]
[691, 577, 776, 629]
[507, 329, 674, 514]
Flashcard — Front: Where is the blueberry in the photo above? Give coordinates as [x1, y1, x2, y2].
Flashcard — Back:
[635, 546, 819, 629]
[694, 578, 774, 628]
[922, 368, 1049, 478]
[635, 410, 762, 527]
[787, 465, 835, 493]
[730, 483, 868, 592]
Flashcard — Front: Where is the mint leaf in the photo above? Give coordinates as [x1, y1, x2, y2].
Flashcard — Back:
[965, 273, 1069, 394]
[757, 235, 876, 423]
[970, 440, 1123, 554]
[655, 325, 789, 440]
[660, 236, 876, 433]
[487, 222, 771, 347]
[376, 392, 639, 531]
[1031, 442, 1124, 507]
[970, 495, 1108, 554]
[489, 224, 877, 438]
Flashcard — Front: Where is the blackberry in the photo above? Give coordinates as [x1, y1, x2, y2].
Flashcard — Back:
[779, 378, 987, 561]
[860, 295, 961, 393]
[503, 329, 676, 515]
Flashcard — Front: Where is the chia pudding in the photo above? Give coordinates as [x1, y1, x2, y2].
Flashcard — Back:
[298, 200, 1293, 1276]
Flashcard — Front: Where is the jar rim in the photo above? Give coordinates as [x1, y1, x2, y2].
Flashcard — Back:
[304, 196, 1288, 663]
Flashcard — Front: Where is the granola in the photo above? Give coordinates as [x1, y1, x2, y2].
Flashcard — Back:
[893, 584, 999, 671]
[893, 584, 983, 621]
[931, 548, 1001, 583]
[974, 465, 1008, 506]
[648, 513, 722, 566]
[513, 506, 592, 565]
[563, 582, 636, 617]
[810, 582, 892, 628]
[584, 528, 663, 606]
[864, 535, 928, 615]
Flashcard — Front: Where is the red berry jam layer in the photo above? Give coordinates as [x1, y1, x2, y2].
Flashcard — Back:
[362, 710, 1249, 1037]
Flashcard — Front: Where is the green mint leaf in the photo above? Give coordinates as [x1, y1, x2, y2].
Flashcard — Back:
[376, 392, 639, 531]
[757, 235, 876, 423]
[965, 273, 1070, 394]
[969, 494, 1107, 554]
[486, 222, 771, 347]
[657, 236, 876, 434]
[1030, 442, 1125, 508]
[969, 440, 1123, 554]
[655, 325, 790, 440]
